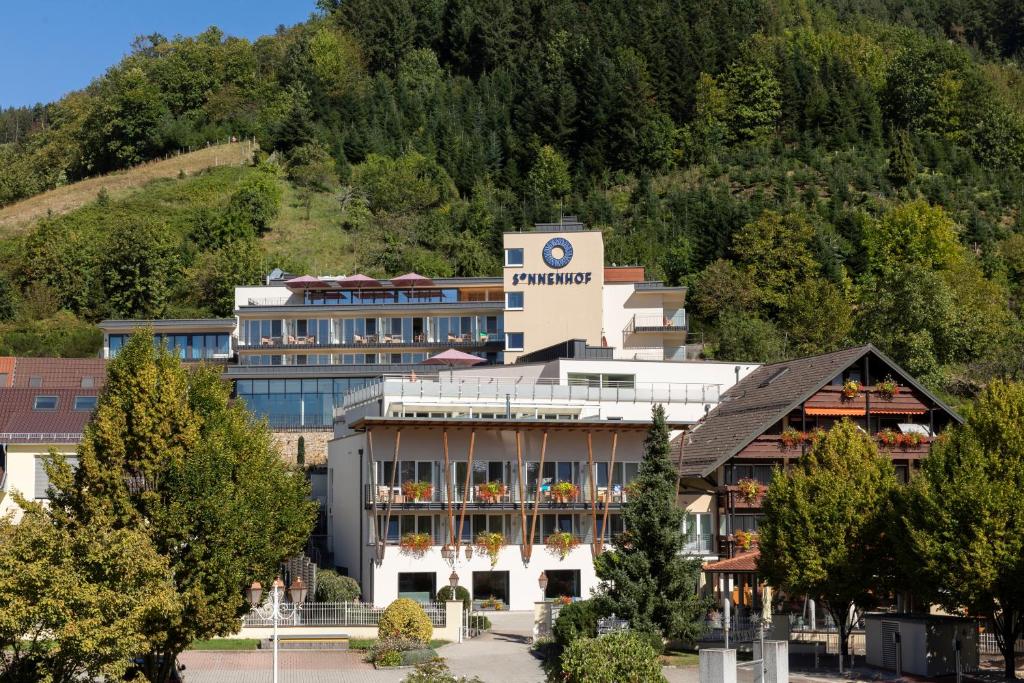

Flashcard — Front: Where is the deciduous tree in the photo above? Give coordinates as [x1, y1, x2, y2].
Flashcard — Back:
[758, 421, 898, 670]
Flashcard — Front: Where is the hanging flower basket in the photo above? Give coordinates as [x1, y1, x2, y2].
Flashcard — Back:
[545, 531, 580, 560]
[876, 376, 900, 401]
[475, 531, 506, 568]
[550, 481, 580, 503]
[477, 481, 507, 504]
[401, 480, 433, 502]
[735, 530, 758, 551]
[841, 380, 862, 400]
[736, 478, 761, 504]
[399, 532, 432, 556]
[779, 427, 804, 449]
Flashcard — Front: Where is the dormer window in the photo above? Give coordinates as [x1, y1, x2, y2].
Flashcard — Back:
[74, 396, 98, 411]
[29, 376, 42, 388]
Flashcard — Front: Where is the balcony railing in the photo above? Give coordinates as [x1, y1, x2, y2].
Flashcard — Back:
[343, 375, 720, 410]
[624, 312, 687, 334]
[243, 601, 447, 628]
[682, 532, 715, 555]
[365, 483, 635, 507]
[240, 333, 502, 350]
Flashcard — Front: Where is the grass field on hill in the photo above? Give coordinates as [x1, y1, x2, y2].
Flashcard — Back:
[0, 141, 256, 235]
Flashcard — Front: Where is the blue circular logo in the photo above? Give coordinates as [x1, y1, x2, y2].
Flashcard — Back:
[542, 237, 573, 269]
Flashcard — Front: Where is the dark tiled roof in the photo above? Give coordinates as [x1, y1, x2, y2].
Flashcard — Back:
[8, 357, 107, 390]
[704, 550, 759, 572]
[0, 388, 98, 440]
[676, 345, 962, 478]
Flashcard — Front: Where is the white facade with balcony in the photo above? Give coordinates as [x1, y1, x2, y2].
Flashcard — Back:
[326, 359, 758, 610]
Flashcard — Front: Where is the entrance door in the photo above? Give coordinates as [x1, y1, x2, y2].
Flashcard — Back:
[472, 571, 510, 609]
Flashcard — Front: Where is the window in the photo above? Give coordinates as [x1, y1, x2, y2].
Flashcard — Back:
[81, 377, 94, 389]
[73, 396, 98, 411]
[543, 570, 581, 599]
[398, 572, 436, 602]
[0, 373, 7, 386]
[682, 512, 713, 555]
[33, 395, 58, 410]
[505, 292, 524, 310]
[29, 376, 42, 388]
[505, 332, 524, 351]
[36, 456, 79, 499]
[504, 248, 524, 267]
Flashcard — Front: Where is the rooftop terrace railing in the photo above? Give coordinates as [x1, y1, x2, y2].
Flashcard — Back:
[342, 374, 720, 410]
[0, 433, 83, 443]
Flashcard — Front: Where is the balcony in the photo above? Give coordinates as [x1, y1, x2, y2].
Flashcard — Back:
[239, 333, 503, 351]
[344, 375, 720, 411]
[364, 483, 635, 509]
[682, 532, 715, 556]
[624, 312, 687, 335]
[717, 483, 768, 510]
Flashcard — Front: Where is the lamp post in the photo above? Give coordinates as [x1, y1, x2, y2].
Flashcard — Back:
[538, 571, 548, 601]
[449, 571, 459, 590]
[246, 576, 307, 683]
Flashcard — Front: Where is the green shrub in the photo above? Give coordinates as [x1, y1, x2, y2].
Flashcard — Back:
[369, 636, 421, 665]
[468, 614, 491, 631]
[378, 598, 433, 643]
[561, 631, 665, 683]
[436, 585, 471, 611]
[635, 628, 665, 655]
[403, 659, 484, 682]
[315, 569, 361, 602]
[376, 650, 401, 668]
[553, 599, 599, 649]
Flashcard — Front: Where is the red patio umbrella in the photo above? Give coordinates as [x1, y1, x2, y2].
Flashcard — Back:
[390, 272, 435, 288]
[422, 349, 486, 367]
[284, 275, 331, 289]
[338, 273, 381, 288]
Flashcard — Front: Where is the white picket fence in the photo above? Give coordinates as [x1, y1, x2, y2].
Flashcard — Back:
[243, 601, 446, 628]
[979, 632, 1024, 655]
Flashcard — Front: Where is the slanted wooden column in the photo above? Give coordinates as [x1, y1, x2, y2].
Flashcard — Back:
[367, 428, 381, 561]
[380, 429, 402, 560]
[526, 430, 548, 561]
[514, 430, 530, 563]
[455, 429, 476, 555]
[587, 431, 600, 558]
[442, 429, 455, 546]
[598, 431, 619, 554]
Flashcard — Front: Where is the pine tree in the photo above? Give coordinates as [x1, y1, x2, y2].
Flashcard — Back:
[593, 405, 706, 642]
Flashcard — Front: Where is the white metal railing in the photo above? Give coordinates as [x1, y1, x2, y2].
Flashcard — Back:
[342, 375, 720, 410]
[242, 601, 446, 628]
[0, 433, 82, 442]
[980, 632, 1024, 654]
[631, 312, 687, 330]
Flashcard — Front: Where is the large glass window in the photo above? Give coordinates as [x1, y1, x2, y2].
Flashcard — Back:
[724, 463, 774, 485]
[398, 573, 436, 602]
[111, 333, 231, 359]
[543, 570, 581, 599]
[234, 376, 372, 428]
[683, 512, 713, 555]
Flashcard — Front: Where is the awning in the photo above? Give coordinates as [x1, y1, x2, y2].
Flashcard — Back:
[805, 407, 865, 416]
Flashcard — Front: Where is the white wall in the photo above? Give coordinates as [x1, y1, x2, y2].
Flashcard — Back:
[328, 433, 367, 582]
[234, 285, 295, 311]
[0, 444, 77, 522]
[370, 543, 598, 611]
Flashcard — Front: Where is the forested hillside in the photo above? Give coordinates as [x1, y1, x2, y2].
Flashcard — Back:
[2, 0, 1024, 401]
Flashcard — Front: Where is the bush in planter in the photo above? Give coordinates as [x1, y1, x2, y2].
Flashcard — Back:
[376, 650, 401, 668]
[560, 631, 664, 682]
[378, 598, 433, 643]
[553, 599, 599, 649]
[468, 614, 492, 631]
[436, 584, 471, 611]
[315, 569, 361, 602]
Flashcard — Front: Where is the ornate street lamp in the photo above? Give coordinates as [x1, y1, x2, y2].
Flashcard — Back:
[441, 544, 455, 563]
[449, 571, 460, 590]
[538, 571, 549, 600]
[246, 576, 305, 683]
[465, 545, 474, 561]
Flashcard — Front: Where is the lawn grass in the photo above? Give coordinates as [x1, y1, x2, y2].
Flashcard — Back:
[189, 638, 261, 651]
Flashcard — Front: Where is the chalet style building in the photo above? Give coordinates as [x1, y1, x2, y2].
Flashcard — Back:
[674, 345, 963, 612]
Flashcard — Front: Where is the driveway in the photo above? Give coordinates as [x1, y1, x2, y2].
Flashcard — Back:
[440, 611, 547, 683]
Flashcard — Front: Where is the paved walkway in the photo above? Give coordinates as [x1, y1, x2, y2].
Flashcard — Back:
[179, 650, 406, 683]
[440, 611, 547, 683]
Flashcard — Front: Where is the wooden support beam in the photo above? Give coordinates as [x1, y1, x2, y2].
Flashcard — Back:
[456, 430, 476, 555]
[380, 429, 401, 561]
[514, 430, 529, 563]
[442, 429, 454, 547]
[599, 431, 619, 555]
[587, 431, 599, 558]
[367, 428, 380, 559]
[527, 430, 548, 561]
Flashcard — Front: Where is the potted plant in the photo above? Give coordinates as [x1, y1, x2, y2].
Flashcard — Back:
[736, 478, 761, 504]
[475, 531, 506, 568]
[550, 481, 579, 503]
[399, 531, 432, 557]
[876, 376, 900, 400]
[545, 531, 580, 559]
[876, 429, 898, 448]
[841, 380, 862, 400]
[401, 480, 433, 502]
[557, 595, 573, 606]
[734, 530, 758, 551]
[779, 427, 804, 449]
[477, 481, 507, 504]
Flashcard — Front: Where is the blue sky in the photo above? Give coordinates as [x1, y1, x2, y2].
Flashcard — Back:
[0, 1, 316, 108]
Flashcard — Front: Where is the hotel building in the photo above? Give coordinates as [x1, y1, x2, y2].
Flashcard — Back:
[326, 352, 759, 609]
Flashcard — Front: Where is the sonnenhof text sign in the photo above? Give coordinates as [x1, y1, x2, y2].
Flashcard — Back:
[502, 231, 604, 361]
